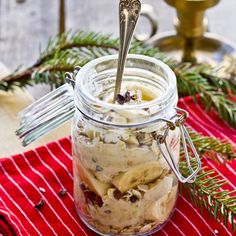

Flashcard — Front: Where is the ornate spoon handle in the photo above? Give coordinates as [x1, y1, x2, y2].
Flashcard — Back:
[113, 0, 141, 102]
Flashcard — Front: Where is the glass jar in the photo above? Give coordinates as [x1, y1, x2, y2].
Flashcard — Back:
[72, 54, 185, 235]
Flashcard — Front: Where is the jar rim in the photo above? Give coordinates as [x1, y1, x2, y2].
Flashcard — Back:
[75, 54, 177, 111]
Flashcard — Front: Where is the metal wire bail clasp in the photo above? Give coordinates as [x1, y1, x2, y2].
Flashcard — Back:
[65, 66, 81, 88]
[156, 107, 201, 183]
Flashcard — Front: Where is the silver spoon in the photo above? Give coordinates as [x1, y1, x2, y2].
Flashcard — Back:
[113, 0, 141, 102]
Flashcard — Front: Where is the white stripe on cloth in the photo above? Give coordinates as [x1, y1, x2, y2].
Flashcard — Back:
[179, 97, 236, 135]
[179, 99, 236, 179]
[204, 159, 235, 189]
[224, 162, 236, 176]
[175, 208, 202, 235]
[6, 157, 72, 236]
[183, 144, 235, 235]
[180, 100, 216, 137]
[161, 228, 168, 236]
[21, 152, 88, 236]
[55, 140, 72, 160]
[179, 195, 216, 234]
[0, 198, 29, 236]
[193, 103, 236, 138]
[0, 208, 23, 236]
[217, 155, 236, 176]
[44, 145, 73, 180]
[181, 100, 234, 144]
[183, 115, 235, 189]
[219, 221, 233, 236]
[179, 113, 235, 235]
[0, 168, 43, 236]
[32, 149, 74, 202]
[169, 219, 185, 236]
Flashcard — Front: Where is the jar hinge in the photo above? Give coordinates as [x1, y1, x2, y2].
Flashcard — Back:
[65, 66, 81, 88]
[156, 107, 201, 183]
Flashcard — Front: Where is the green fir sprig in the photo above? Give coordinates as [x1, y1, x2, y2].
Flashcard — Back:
[179, 159, 236, 231]
[188, 128, 236, 162]
[1, 31, 235, 128]
[174, 63, 236, 127]
[179, 128, 236, 231]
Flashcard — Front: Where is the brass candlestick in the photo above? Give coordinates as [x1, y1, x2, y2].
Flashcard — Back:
[165, 0, 219, 62]
[139, 0, 236, 65]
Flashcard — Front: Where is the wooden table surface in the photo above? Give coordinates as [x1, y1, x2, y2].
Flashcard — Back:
[0, 0, 236, 157]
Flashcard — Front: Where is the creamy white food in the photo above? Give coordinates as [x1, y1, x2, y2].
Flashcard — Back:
[72, 81, 180, 235]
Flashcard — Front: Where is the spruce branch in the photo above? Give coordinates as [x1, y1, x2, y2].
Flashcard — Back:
[215, 56, 236, 95]
[199, 70, 235, 95]
[188, 128, 236, 162]
[0, 31, 235, 127]
[1, 32, 119, 91]
[179, 129, 236, 231]
[35, 31, 119, 66]
[174, 63, 236, 127]
[179, 159, 236, 231]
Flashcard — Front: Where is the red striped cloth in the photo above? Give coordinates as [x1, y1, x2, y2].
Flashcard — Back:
[0, 96, 235, 236]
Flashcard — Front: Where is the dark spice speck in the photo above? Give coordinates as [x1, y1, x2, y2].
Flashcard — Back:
[136, 132, 145, 142]
[34, 198, 45, 210]
[58, 189, 67, 197]
[130, 195, 138, 203]
[113, 190, 123, 200]
[84, 191, 103, 207]
[124, 91, 131, 102]
[80, 184, 87, 191]
[116, 94, 126, 105]
[104, 210, 111, 214]
[95, 165, 103, 172]
[107, 116, 113, 122]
